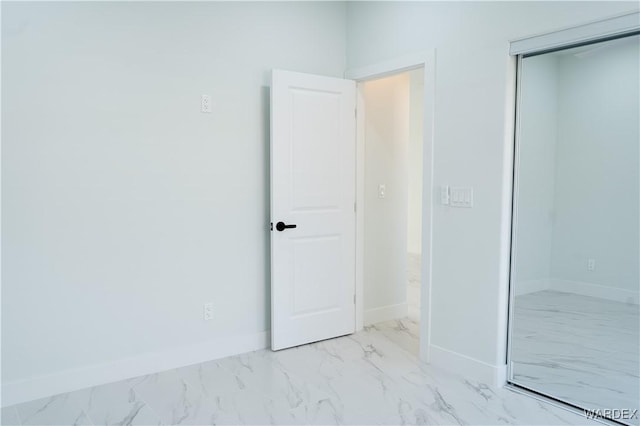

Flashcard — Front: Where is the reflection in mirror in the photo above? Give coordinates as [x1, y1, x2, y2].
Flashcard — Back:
[509, 34, 639, 425]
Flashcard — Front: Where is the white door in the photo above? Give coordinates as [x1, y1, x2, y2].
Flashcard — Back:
[270, 69, 356, 351]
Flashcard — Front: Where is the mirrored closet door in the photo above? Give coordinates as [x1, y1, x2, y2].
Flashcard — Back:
[508, 33, 640, 425]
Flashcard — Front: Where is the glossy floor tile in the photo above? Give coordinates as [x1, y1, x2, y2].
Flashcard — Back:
[4, 318, 602, 425]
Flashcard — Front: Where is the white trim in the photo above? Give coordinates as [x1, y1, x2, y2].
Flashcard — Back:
[430, 344, 507, 387]
[497, 54, 518, 375]
[355, 86, 365, 333]
[347, 49, 436, 364]
[550, 279, 639, 305]
[506, 55, 524, 377]
[419, 50, 436, 364]
[510, 11, 639, 55]
[2, 330, 269, 407]
[345, 51, 430, 81]
[498, 57, 522, 374]
[364, 303, 409, 326]
[408, 305, 420, 322]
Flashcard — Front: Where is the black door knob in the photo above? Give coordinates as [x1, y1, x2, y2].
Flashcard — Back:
[276, 221, 297, 231]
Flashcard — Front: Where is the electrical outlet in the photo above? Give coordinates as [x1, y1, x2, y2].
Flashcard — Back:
[203, 303, 213, 320]
[587, 259, 596, 271]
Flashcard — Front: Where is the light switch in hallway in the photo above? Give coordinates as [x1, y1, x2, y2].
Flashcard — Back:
[378, 184, 386, 198]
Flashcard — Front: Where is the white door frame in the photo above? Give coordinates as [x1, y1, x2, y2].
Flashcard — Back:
[345, 50, 436, 362]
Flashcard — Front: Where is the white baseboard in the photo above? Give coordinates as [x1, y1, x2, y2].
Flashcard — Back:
[514, 279, 551, 296]
[364, 303, 408, 325]
[551, 279, 639, 305]
[429, 344, 507, 387]
[408, 305, 420, 322]
[2, 330, 269, 407]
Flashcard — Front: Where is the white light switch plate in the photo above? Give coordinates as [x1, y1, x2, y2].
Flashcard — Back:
[378, 184, 386, 199]
[450, 187, 473, 208]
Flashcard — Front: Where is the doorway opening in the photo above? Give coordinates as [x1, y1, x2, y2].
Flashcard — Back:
[357, 68, 425, 356]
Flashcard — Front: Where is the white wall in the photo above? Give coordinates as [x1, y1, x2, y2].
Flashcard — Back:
[346, 1, 639, 379]
[407, 68, 424, 256]
[513, 55, 558, 294]
[362, 73, 410, 322]
[1, 1, 346, 404]
[551, 36, 639, 293]
[4, 0, 639, 402]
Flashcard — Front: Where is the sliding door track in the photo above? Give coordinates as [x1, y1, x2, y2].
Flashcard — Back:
[505, 382, 630, 426]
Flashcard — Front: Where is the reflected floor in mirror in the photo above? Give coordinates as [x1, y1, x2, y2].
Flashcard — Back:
[2, 318, 603, 426]
[511, 290, 640, 426]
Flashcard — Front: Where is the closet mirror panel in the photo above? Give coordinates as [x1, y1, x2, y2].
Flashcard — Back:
[509, 34, 640, 425]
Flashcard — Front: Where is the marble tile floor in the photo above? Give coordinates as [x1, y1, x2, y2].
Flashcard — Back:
[2, 318, 601, 426]
[511, 290, 639, 426]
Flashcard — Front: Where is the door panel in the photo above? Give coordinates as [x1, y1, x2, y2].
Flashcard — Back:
[291, 235, 342, 316]
[271, 70, 356, 351]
